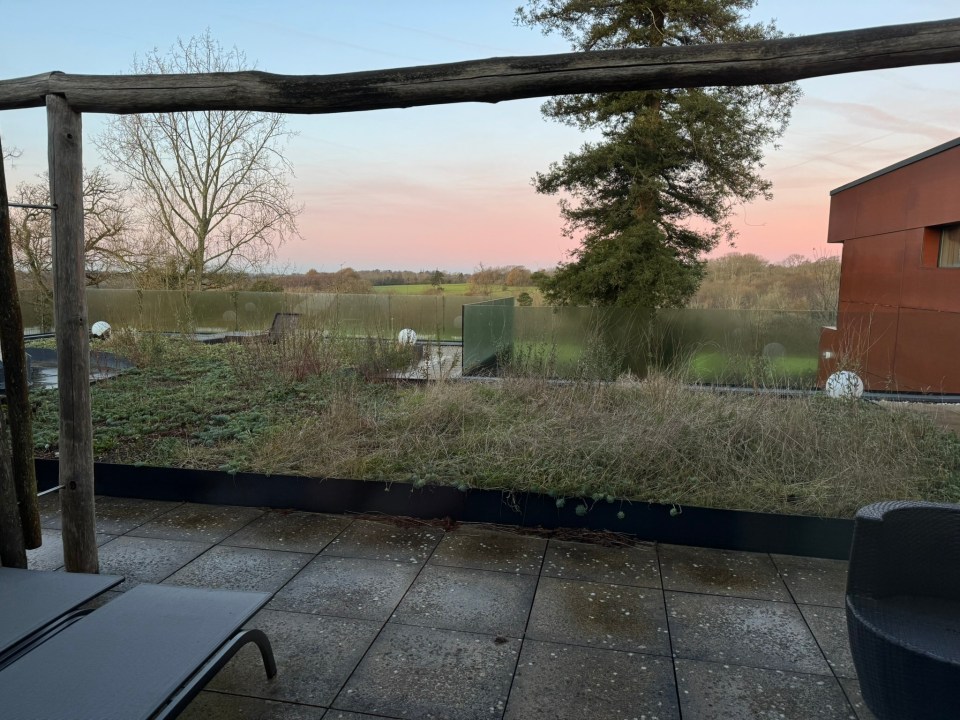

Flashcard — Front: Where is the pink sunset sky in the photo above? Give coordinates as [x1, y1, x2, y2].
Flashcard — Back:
[2, 0, 958, 273]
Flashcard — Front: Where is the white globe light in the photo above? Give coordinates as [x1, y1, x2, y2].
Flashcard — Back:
[826, 370, 864, 399]
[397, 328, 417, 346]
[762, 342, 785, 359]
[90, 321, 111, 339]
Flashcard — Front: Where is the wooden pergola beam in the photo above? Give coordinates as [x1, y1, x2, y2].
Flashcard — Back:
[2, 18, 960, 115]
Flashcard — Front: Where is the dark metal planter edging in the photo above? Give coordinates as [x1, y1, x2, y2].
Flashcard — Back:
[34, 459, 853, 560]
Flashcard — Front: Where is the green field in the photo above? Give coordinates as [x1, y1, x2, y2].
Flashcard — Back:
[372, 283, 470, 295]
[372, 283, 539, 298]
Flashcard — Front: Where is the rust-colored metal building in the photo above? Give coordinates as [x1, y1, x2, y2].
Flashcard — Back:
[818, 138, 960, 393]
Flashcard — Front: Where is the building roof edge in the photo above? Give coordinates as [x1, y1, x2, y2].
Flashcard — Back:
[830, 137, 960, 196]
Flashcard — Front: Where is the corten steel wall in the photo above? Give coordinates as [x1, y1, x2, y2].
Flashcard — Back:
[819, 139, 960, 393]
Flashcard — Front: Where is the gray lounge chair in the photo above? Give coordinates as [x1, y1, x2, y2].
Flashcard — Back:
[0, 582, 276, 720]
[846, 500, 960, 719]
[267, 312, 300, 342]
[0, 567, 121, 668]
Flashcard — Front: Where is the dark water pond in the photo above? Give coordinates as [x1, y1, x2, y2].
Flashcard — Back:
[0, 348, 133, 393]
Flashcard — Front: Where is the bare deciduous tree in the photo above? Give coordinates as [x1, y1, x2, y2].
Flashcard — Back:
[96, 31, 301, 291]
[504, 266, 532, 287]
[467, 264, 500, 296]
[10, 168, 131, 298]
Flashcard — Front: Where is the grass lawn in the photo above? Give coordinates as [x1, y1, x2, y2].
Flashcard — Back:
[372, 283, 472, 295]
[25, 335, 960, 519]
[372, 283, 540, 299]
[686, 350, 819, 387]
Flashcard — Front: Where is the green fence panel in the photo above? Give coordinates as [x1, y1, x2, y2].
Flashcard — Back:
[233, 291, 295, 331]
[462, 297, 515, 374]
[464, 303, 829, 387]
[17, 289, 52, 333]
[508, 306, 651, 379]
[650, 309, 826, 387]
[23, 289, 476, 338]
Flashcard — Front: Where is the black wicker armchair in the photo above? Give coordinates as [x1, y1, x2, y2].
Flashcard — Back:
[846, 501, 960, 720]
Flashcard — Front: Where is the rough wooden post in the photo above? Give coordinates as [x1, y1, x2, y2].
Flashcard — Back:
[0, 410, 27, 567]
[0, 135, 42, 551]
[1, 134, 30, 567]
[47, 95, 97, 573]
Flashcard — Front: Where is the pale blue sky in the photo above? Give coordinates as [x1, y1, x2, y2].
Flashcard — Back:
[1, 1, 958, 271]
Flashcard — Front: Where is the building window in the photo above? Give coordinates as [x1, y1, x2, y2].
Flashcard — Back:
[940, 224, 960, 267]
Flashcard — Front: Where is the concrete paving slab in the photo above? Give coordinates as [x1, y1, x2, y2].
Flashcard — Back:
[224, 510, 351, 553]
[95, 535, 210, 590]
[675, 659, 855, 719]
[429, 527, 546, 575]
[800, 604, 856, 679]
[392, 564, 536, 637]
[333, 623, 519, 720]
[666, 591, 831, 675]
[128, 502, 264, 543]
[209, 609, 381, 707]
[526, 576, 670, 655]
[840, 678, 878, 720]
[180, 691, 326, 719]
[26, 493, 863, 719]
[322, 519, 443, 564]
[659, 544, 790, 601]
[37, 494, 182, 534]
[270, 555, 420, 621]
[164, 545, 311, 593]
[504, 640, 679, 720]
[26, 528, 114, 571]
[542, 538, 661, 589]
[771, 554, 848, 608]
[91, 496, 186, 534]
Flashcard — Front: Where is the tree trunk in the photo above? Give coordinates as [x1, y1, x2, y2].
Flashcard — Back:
[47, 95, 98, 573]
[0, 134, 41, 550]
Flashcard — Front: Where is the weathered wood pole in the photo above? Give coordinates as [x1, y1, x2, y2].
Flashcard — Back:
[0, 141, 28, 567]
[2, 18, 960, 114]
[0, 410, 27, 567]
[47, 95, 97, 573]
[0, 135, 42, 550]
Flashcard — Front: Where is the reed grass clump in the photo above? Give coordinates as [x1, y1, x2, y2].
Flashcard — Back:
[28, 336, 960, 518]
[246, 371, 959, 517]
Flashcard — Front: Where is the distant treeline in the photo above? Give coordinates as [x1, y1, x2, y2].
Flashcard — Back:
[690, 253, 840, 315]
[14, 255, 839, 313]
[250, 256, 840, 313]
[272, 265, 537, 295]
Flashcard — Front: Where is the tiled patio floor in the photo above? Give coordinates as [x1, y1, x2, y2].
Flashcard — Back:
[32, 495, 875, 720]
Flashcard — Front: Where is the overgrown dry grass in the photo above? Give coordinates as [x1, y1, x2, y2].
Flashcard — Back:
[28, 333, 960, 518]
[238, 372, 959, 517]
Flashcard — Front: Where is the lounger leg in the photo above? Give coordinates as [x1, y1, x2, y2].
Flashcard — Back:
[246, 628, 278, 678]
[153, 629, 277, 720]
